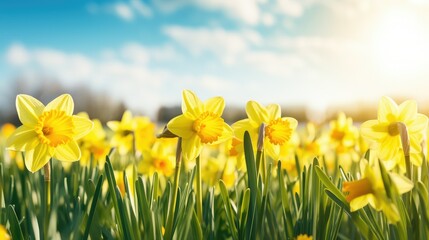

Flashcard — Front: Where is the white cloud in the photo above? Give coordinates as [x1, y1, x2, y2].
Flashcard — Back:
[242, 50, 306, 76]
[155, 0, 261, 25]
[163, 26, 261, 64]
[130, 0, 152, 17]
[120, 43, 179, 63]
[121, 43, 150, 64]
[113, 3, 134, 21]
[4, 43, 170, 117]
[199, 75, 235, 91]
[87, 0, 152, 21]
[277, 0, 304, 17]
[6, 43, 30, 66]
[262, 13, 275, 26]
[201, 0, 260, 25]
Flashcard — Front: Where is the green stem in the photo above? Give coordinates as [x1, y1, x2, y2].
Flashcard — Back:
[397, 122, 411, 179]
[44, 161, 51, 240]
[397, 122, 413, 214]
[165, 138, 182, 240]
[256, 123, 265, 176]
[196, 156, 203, 223]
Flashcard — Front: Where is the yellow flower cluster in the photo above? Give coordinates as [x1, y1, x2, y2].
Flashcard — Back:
[2, 92, 427, 223]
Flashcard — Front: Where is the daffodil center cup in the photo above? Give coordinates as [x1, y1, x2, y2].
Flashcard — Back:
[265, 119, 292, 145]
[388, 122, 400, 136]
[192, 112, 224, 144]
[342, 177, 373, 202]
[35, 110, 75, 147]
[331, 129, 345, 141]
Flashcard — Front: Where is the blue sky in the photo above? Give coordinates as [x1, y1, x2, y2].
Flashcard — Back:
[2, 0, 429, 120]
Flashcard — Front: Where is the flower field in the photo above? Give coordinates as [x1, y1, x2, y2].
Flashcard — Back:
[1, 90, 429, 240]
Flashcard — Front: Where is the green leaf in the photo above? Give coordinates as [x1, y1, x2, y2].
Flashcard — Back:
[7, 205, 24, 240]
[314, 166, 349, 211]
[82, 175, 104, 240]
[219, 180, 238, 240]
[243, 131, 258, 240]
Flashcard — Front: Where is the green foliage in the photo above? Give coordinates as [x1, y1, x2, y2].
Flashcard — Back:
[1, 131, 429, 239]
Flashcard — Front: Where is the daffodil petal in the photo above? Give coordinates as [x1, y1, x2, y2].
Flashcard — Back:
[181, 135, 202, 161]
[54, 141, 81, 161]
[266, 104, 281, 120]
[390, 173, 413, 194]
[284, 117, 298, 129]
[182, 90, 202, 118]
[408, 114, 428, 133]
[349, 195, 370, 211]
[107, 121, 120, 131]
[212, 123, 233, 144]
[379, 136, 399, 160]
[360, 120, 387, 140]
[16, 94, 44, 126]
[382, 203, 400, 223]
[121, 110, 134, 128]
[378, 96, 398, 122]
[246, 101, 269, 124]
[205, 97, 225, 116]
[25, 144, 53, 173]
[232, 119, 257, 140]
[265, 141, 280, 160]
[167, 114, 194, 139]
[73, 116, 94, 140]
[410, 152, 423, 167]
[45, 94, 74, 116]
[398, 99, 417, 122]
[6, 125, 38, 151]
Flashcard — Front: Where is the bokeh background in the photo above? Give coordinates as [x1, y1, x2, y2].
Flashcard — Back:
[2, 0, 429, 124]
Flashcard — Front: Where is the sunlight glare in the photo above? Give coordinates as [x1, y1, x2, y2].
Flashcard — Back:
[372, 8, 429, 76]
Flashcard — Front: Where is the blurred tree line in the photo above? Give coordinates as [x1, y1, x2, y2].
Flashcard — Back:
[4, 78, 415, 126]
[0, 78, 127, 125]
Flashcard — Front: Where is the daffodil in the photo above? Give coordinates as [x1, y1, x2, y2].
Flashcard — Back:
[134, 116, 156, 153]
[166, 90, 233, 161]
[360, 96, 428, 171]
[6, 94, 93, 172]
[296, 234, 312, 240]
[233, 100, 298, 160]
[226, 136, 246, 170]
[1, 123, 25, 169]
[296, 122, 327, 168]
[107, 110, 135, 155]
[328, 112, 358, 154]
[138, 138, 176, 177]
[342, 157, 413, 222]
[115, 164, 136, 198]
[77, 113, 110, 168]
[0, 225, 11, 240]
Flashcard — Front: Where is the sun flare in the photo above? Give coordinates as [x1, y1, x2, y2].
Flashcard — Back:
[372, 7, 429, 76]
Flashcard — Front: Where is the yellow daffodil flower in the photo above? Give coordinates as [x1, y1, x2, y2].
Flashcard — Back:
[115, 164, 136, 197]
[138, 138, 176, 177]
[107, 110, 135, 155]
[6, 94, 93, 172]
[1, 123, 25, 169]
[329, 112, 358, 154]
[167, 90, 233, 161]
[342, 157, 413, 222]
[296, 234, 312, 240]
[77, 113, 110, 168]
[360, 96, 428, 171]
[0, 225, 11, 240]
[134, 116, 156, 153]
[233, 100, 298, 160]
